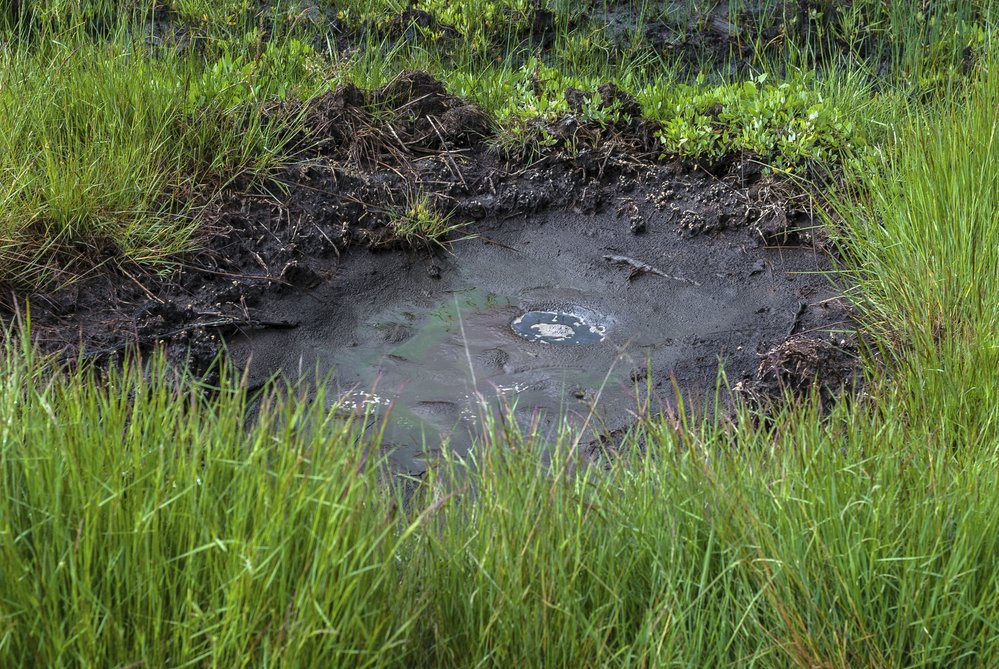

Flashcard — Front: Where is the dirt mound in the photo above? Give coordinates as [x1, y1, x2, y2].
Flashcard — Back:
[375, 70, 450, 114]
[751, 334, 858, 401]
[290, 71, 491, 168]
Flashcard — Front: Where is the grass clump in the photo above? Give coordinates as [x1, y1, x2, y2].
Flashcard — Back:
[0, 341, 418, 666]
[833, 58, 999, 443]
[0, 39, 201, 286]
[0, 25, 325, 288]
[387, 193, 470, 249]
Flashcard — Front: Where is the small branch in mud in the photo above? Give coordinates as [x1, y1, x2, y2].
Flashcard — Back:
[158, 318, 300, 338]
[478, 235, 519, 252]
[176, 263, 293, 286]
[603, 255, 701, 286]
[786, 301, 808, 338]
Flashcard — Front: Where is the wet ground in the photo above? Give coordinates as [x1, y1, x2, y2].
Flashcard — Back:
[227, 176, 853, 473]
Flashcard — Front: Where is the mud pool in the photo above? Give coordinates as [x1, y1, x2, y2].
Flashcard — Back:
[228, 201, 849, 473]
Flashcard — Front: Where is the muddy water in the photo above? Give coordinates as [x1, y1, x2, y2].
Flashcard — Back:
[228, 205, 846, 473]
[324, 289, 632, 469]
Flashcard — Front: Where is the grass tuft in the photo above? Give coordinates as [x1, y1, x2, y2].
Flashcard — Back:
[832, 57, 999, 443]
[0, 20, 322, 288]
[386, 192, 471, 249]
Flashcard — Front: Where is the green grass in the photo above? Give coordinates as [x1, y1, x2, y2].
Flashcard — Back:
[386, 192, 471, 249]
[832, 58, 999, 445]
[0, 41, 205, 287]
[4, 2, 999, 666]
[0, 19, 324, 288]
[3, 334, 999, 665]
[0, 341, 419, 666]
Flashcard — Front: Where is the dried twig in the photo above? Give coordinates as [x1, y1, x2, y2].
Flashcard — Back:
[478, 235, 519, 252]
[427, 116, 468, 190]
[603, 255, 701, 286]
[786, 301, 808, 338]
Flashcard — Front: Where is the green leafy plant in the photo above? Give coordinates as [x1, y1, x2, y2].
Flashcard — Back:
[165, 0, 250, 27]
[645, 73, 865, 171]
[189, 31, 326, 108]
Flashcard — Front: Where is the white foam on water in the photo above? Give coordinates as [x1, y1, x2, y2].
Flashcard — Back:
[511, 310, 606, 344]
[530, 322, 575, 339]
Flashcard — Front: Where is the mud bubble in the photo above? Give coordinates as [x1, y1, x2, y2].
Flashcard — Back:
[511, 310, 606, 344]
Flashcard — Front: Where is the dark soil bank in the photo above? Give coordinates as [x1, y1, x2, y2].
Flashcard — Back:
[8, 73, 857, 467]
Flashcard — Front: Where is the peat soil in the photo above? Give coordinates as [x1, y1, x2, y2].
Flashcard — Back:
[4, 72, 857, 466]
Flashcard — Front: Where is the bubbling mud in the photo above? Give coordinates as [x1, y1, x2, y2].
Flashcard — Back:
[228, 194, 851, 474]
[511, 310, 606, 344]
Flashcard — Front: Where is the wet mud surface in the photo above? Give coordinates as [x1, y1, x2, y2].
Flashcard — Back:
[227, 168, 853, 472]
[6, 72, 858, 470]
